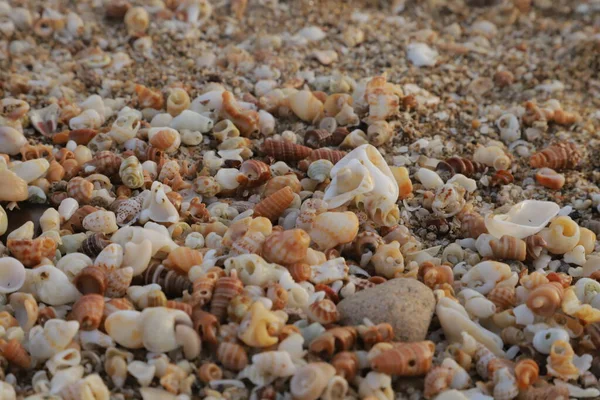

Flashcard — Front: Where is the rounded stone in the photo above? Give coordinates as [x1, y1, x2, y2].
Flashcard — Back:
[337, 278, 435, 342]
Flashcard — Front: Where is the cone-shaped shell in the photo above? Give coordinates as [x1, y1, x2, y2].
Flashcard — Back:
[253, 186, 295, 222]
[0, 258, 26, 294]
[261, 140, 311, 162]
[0, 338, 31, 369]
[530, 142, 582, 170]
[210, 271, 244, 322]
[74, 265, 107, 295]
[69, 294, 104, 331]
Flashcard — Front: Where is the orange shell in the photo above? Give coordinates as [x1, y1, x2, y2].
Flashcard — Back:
[192, 307, 220, 345]
[69, 294, 104, 331]
[105, 267, 133, 298]
[529, 142, 582, 170]
[217, 342, 248, 371]
[209, 271, 244, 323]
[166, 300, 193, 317]
[220, 91, 259, 137]
[526, 282, 564, 317]
[198, 363, 222, 383]
[46, 160, 65, 182]
[0, 338, 31, 369]
[67, 177, 94, 204]
[253, 186, 295, 222]
[490, 170, 514, 186]
[331, 351, 359, 380]
[487, 286, 516, 311]
[287, 263, 312, 282]
[266, 282, 288, 310]
[309, 327, 357, 357]
[62, 205, 98, 233]
[135, 84, 164, 110]
[84, 151, 123, 177]
[7, 237, 57, 267]
[535, 168, 565, 190]
[191, 276, 216, 308]
[306, 299, 339, 325]
[237, 160, 271, 188]
[262, 229, 310, 265]
[546, 272, 572, 288]
[37, 307, 57, 326]
[149, 128, 179, 152]
[164, 247, 203, 275]
[490, 235, 526, 261]
[423, 366, 453, 399]
[514, 359, 539, 389]
[261, 139, 312, 162]
[359, 323, 394, 349]
[525, 235, 548, 261]
[370, 341, 435, 376]
[74, 265, 107, 295]
[102, 297, 135, 328]
[460, 212, 488, 239]
[421, 263, 454, 289]
[69, 129, 98, 145]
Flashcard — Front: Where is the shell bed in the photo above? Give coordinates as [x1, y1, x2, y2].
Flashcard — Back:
[0, 0, 599, 399]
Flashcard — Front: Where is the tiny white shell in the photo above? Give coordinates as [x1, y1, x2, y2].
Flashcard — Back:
[415, 168, 444, 190]
[532, 328, 570, 354]
[58, 198, 79, 221]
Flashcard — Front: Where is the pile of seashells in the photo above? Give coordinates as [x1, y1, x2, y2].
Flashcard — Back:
[0, 0, 599, 399]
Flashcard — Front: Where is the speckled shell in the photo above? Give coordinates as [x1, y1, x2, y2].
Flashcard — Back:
[262, 139, 311, 162]
[254, 186, 295, 222]
[530, 142, 582, 170]
[7, 237, 57, 267]
[0, 338, 31, 369]
[67, 177, 94, 204]
[237, 159, 271, 188]
[210, 271, 244, 322]
[370, 341, 435, 376]
[69, 294, 104, 331]
[514, 359, 538, 389]
[526, 282, 564, 317]
[62, 205, 98, 233]
[307, 299, 339, 325]
[84, 151, 123, 177]
[262, 229, 310, 265]
[489, 235, 526, 261]
[137, 262, 193, 299]
[163, 247, 203, 275]
[74, 265, 107, 295]
[217, 342, 248, 371]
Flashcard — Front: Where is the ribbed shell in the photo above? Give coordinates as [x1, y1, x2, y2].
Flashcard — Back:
[0, 338, 31, 369]
[80, 233, 111, 258]
[166, 300, 192, 317]
[304, 129, 332, 148]
[307, 148, 347, 164]
[514, 359, 539, 389]
[370, 341, 435, 376]
[460, 212, 488, 239]
[7, 237, 57, 267]
[266, 282, 288, 310]
[197, 363, 222, 383]
[436, 157, 485, 177]
[490, 170, 514, 186]
[137, 262, 193, 298]
[525, 234, 548, 261]
[210, 270, 244, 322]
[74, 265, 107, 295]
[192, 307, 220, 345]
[309, 327, 357, 357]
[69, 294, 104, 331]
[67, 177, 94, 204]
[487, 286, 516, 311]
[237, 160, 271, 188]
[217, 342, 248, 371]
[358, 323, 394, 349]
[423, 366, 453, 399]
[62, 205, 98, 233]
[191, 276, 216, 307]
[262, 229, 310, 265]
[526, 282, 564, 317]
[489, 235, 526, 261]
[529, 142, 582, 170]
[253, 186, 295, 222]
[84, 151, 123, 177]
[306, 299, 339, 325]
[331, 352, 359, 380]
[261, 140, 311, 162]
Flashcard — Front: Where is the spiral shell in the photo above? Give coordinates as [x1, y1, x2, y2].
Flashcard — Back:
[309, 327, 357, 357]
[237, 160, 271, 188]
[358, 323, 394, 349]
[163, 247, 203, 275]
[138, 263, 193, 299]
[535, 168, 565, 190]
[514, 359, 538, 389]
[80, 233, 111, 258]
[192, 307, 219, 345]
[135, 84, 163, 109]
[0, 338, 31, 369]
[74, 265, 107, 295]
[489, 235, 526, 261]
[487, 286, 516, 311]
[525, 234, 547, 261]
[220, 91, 260, 137]
[526, 282, 564, 317]
[546, 340, 580, 381]
[423, 366, 453, 399]
[331, 351, 359, 380]
[47, 161, 65, 182]
[166, 88, 190, 117]
[210, 270, 244, 322]
[254, 186, 295, 222]
[304, 129, 333, 148]
[148, 128, 181, 154]
[370, 341, 435, 376]
[262, 139, 312, 162]
[104, 267, 133, 298]
[198, 363, 222, 383]
[69, 294, 104, 331]
[266, 282, 288, 310]
[530, 142, 582, 170]
[490, 170, 514, 187]
[262, 229, 310, 265]
[9, 292, 38, 331]
[539, 216, 580, 255]
[309, 212, 359, 251]
[307, 159, 334, 183]
[84, 151, 123, 177]
[288, 90, 325, 123]
[119, 156, 145, 189]
[307, 148, 347, 165]
[290, 362, 336, 400]
[67, 177, 94, 204]
[62, 206, 98, 233]
[217, 342, 248, 371]
[191, 277, 216, 308]
[307, 299, 339, 325]
[437, 157, 486, 178]
[7, 237, 57, 267]
[287, 263, 312, 282]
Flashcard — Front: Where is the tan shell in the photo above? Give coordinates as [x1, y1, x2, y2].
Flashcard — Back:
[262, 229, 310, 265]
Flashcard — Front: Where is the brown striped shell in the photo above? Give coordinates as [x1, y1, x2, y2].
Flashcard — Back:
[436, 157, 485, 177]
[192, 307, 220, 345]
[490, 170, 514, 187]
[370, 341, 435, 376]
[67, 177, 94, 204]
[529, 142, 582, 170]
[306, 299, 339, 325]
[253, 186, 295, 222]
[84, 151, 123, 177]
[261, 139, 311, 162]
[525, 235, 548, 261]
[307, 148, 347, 164]
[331, 351, 359, 380]
[489, 235, 526, 261]
[137, 262, 193, 298]
[209, 270, 244, 322]
[74, 265, 107, 295]
[304, 129, 332, 148]
[237, 160, 271, 188]
[459, 212, 488, 239]
[309, 327, 357, 357]
[7, 237, 57, 267]
[0, 338, 31, 369]
[69, 294, 104, 331]
[191, 277, 216, 308]
[62, 205, 98, 233]
[216, 342, 248, 371]
[526, 282, 564, 317]
[423, 366, 453, 399]
[358, 323, 394, 349]
[80, 233, 111, 258]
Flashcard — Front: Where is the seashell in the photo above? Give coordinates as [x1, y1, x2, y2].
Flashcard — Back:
[0, 168, 29, 202]
[80, 233, 111, 258]
[119, 156, 145, 189]
[487, 286, 516, 311]
[69, 128, 98, 145]
[309, 212, 359, 251]
[9, 292, 38, 331]
[67, 177, 94, 204]
[252, 350, 297, 378]
[367, 121, 393, 146]
[0, 338, 31, 369]
[46, 161, 65, 182]
[489, 235, 526, 261]
[138, 262, 192, 298]
[527, 282, 564, 317]
[237, 159, 271, 188]
[166, 88, 190, 117]
[306, 299, 339, 325]
[7, 237, 57, 267]
[24, 265, 80, 306]
[514, 359, 538, 389]
[217, 342, 248, 371]
[530, 142, 582, 170]
[287, 263, 312, 282]
[210, 270, 244, 322]
[492, 367, 518, 400]
[546, 340, 581, 381]
[10, 159, 49, 183]
[473, 145, 511, 171]
[525, 234, 547, 261]
[370, 341, 435, 376]
[264, 174, 301, 197]
[288, 90, 324, 123]
[84, 151, 123, 177]
[262, 139, 311, 162]
[500, 326, 524, 346]
[81, 210, 118, 234]
[139, 307, 193, 353]
[0, 258, 26, 294]
[290, 362, 336, 400]
[254, 186, 295, 222]
[262, 229, 310, 265]
[0, 98, 30, 120]
[535, 168, 565, 190]
[484, 200, 560, 239]
[69, 294, 104, 331]
[331, 352, 359, 380]
[28, 319, 79, 362]
[266, 282, 288, 310]
[62, 205, 98, 233]
[104, 310, 143, 349]
[538, 216, 580, 254]
[197, 363, 222, 384]
[74, 265, 107, 295]
[358, 323, 394, 349]
[163, 247, 203, 275]
[546, 272, 573, 289]
[30, 104, 60, 137]
[309, 327, 357, 356]
[561, 286, 600, 323]
[307, 148, 347, 166]
[220, 91, 259, 137]
[148, 128, 181, 154]
[140, 181, 180, 224]
[307, 159, 334, 183]
[304, 129, 333, 149]
[423, 366, 453, 399]
[577, 227, 596, 255]
[105, 267, 134, 297]
[238, 301, 281, 347]
[0, 126, 27, 155]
